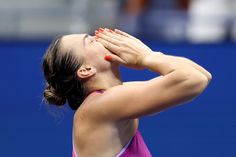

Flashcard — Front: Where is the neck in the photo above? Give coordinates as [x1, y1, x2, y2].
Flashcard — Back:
[84, 70, 122, 96]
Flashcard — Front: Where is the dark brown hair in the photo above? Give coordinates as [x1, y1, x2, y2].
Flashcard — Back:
[42, 36, 86, 110]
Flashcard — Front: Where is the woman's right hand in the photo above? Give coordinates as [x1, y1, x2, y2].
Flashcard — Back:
[96, 28, 153, 69]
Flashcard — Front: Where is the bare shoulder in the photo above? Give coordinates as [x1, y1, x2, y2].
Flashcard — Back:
[73, 92, 102, 123]
[73, 91, 139, 135]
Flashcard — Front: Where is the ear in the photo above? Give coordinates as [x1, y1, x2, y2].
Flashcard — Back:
[76, 65, 97, 80]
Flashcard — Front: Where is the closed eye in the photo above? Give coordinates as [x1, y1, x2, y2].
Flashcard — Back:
[89, 36, 96, 43]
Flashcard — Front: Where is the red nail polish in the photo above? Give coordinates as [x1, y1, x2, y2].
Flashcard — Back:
[104, 55, 112, 61]
[99, 28, 104, 32]
[96, 30, 100, 33]
[108, 29, 113, 33]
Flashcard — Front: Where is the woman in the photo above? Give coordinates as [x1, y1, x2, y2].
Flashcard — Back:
[42, 28, 212, 157]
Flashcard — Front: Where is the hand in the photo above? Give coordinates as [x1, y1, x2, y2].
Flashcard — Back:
[95, 28, 153, 69]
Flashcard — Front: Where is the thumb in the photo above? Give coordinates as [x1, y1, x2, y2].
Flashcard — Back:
[104, 54, 127, 65]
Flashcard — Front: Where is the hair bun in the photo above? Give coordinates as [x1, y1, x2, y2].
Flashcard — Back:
[43, 84, 66, 106]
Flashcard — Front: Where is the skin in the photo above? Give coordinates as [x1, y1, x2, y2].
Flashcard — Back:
[60, 29, 212, 157]
[61, 34, 122, 94]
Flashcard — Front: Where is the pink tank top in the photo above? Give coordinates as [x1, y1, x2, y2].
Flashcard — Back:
[72, 90, 152, 157]
[72, 130, 152, 157]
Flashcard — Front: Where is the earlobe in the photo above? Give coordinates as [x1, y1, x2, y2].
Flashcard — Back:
[77, 65, 96, 79]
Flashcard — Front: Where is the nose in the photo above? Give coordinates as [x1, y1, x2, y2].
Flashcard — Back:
[89, 36, 97, 43]
[91, 36, 96, 41]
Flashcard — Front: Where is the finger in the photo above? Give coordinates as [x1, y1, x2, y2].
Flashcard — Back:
[104, 54, 127, 65]
[114, 29, 141, 43]
[98, 28, 125, 44]
[95, 30, 121, 46]
[114, 29, 134, 38]
[103, 28, 124, 41]
[96, 37, 121, 55]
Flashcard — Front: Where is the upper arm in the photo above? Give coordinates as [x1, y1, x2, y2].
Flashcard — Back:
[88, 72, 206, 122]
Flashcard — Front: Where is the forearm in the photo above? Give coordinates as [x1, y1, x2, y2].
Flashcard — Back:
[142, 52, 209, 102]
[156, 52, 212, 81]
[142, 52, 201, 77]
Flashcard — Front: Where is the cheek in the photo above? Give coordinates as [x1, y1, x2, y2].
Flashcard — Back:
[96, 42, 111, 55]
[91, 49, 110, 62]
[91, 48, 104, 58]
[84, 43, 111, 63]
[84, 47, 105, 63]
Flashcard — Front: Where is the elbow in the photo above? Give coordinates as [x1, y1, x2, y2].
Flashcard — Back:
[206, 71, 213, 83]
[172, 69, 212, 104]
[189, 73, 210, 96]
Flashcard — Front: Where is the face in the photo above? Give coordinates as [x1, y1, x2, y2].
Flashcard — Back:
[60, 34, 114, 72]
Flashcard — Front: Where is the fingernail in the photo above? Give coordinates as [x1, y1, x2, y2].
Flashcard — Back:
[104, 55, 112, 61]
[95, 30, 99, 35]
[108, 29, 113, 33]
[99, 28, 104, 32]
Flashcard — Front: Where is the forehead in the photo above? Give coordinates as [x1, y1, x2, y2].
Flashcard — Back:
[60, 34, 86, 51]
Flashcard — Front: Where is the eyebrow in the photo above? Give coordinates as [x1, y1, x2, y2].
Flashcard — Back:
[83, 34, 88, 47]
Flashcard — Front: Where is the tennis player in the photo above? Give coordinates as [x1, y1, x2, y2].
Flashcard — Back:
[42, 28, 212, 157]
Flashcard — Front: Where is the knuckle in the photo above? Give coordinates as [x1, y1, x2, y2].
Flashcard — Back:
[106, 42, 110, 48]
[120, 41, 127, 46]
[119, 47, 126, 52]
[115, 46, 121, 51]
[110, 38, 115, 43]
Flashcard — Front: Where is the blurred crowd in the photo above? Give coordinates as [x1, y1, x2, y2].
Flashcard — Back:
[117, 0, 236, 43]
[0, 0, 236, 43]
